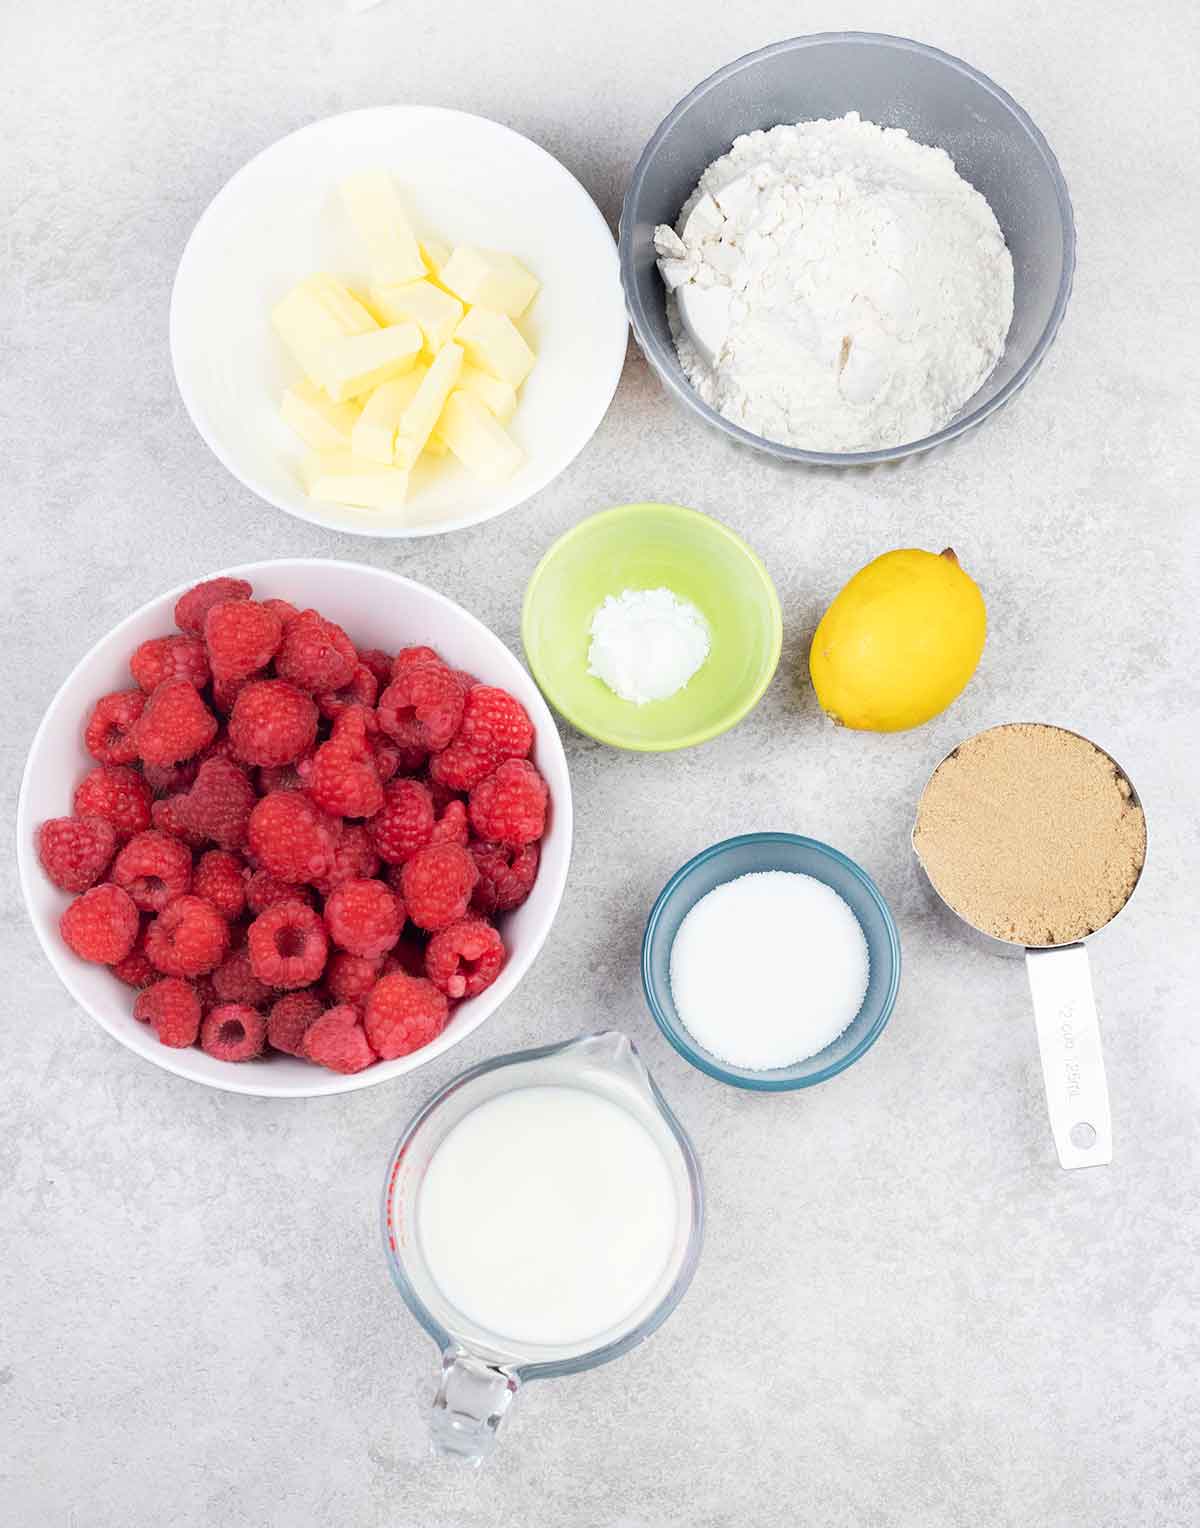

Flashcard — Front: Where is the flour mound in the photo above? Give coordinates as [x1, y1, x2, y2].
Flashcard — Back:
[657, 113, 1015, 453]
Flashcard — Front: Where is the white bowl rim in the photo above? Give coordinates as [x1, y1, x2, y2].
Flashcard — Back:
[619, 30, 1077, 467]
[16, 558, 574, 1097]
[169, 104, 628, 539]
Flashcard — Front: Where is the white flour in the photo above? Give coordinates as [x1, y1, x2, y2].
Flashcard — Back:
[655, 113, 1014, 453]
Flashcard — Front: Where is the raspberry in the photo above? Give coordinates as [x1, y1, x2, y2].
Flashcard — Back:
[145, 894, 230, 977]
[400, 843, 478, 932]
[469, 759, 548, 847]
[132, 679, 218, 767]
[364, 971, 448, 1059]
[174, 576, 252, 635]
[212, 946, 274, 1008]
[178, 757, 256, 849]
[316, 662, 379, 721]
[134, 977, 202, 1048]
[267, 989, 324, 1056]
[275, 608, 357, 693]
[311, 823, 379, 895]
[432, 685, 534, 790]
[367, 778, 434, 865]
[377, 663, 464, 753]
[256, 757, 310, 793]
[142, 758, 200, 795]
[470, 840, 540, 914]
[391, 645, 443, 674]
[204, 599, 283, 682]
[60, 883, 140, 964]
[151, 793, 208, 848]
[300, 736, 383, 820]
[324, 878, 404, 959]
[111, 830, 192, 912]
[211, 675, 252, 716]
[130, 635, 210, 693]
[73, 765, 152, 842]
[111, 927, 155, 988]
[36, 815, 117, 892]
[425, 775, 464, 814]
[228, 680, 318, 767]
[303, 1004, 377, 1073]
[248, 900, 328, 988]
[324, 951, 382, 1004]
[84, 690, 147, 766]
[200, 1003, 266, 1062]
[357, 648, 393, 688]
[371, 738, 419, 781]
[425, 918, 506, 1000]
[385, 936, 428, 980]
[192, 849, 246, 920]
[430, 797, 469, 847]
[245, 868, 313, 915]
[247, 791, 338, 883]
[262, 597, 300, 624]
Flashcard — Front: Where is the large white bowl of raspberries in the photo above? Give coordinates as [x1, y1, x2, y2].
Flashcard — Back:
[17, 560, 571, 1096]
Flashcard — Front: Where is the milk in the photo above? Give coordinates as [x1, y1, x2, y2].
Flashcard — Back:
[416, 1085, 678, 1348]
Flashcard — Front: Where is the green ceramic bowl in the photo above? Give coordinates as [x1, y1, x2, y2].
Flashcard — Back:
[522, 503, 782, 751]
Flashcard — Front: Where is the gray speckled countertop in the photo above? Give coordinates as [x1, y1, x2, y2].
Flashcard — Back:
[3, 2, 1199, 1524]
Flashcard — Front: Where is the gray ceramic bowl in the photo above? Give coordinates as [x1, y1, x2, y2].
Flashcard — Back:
[620, 32, 1076, 465]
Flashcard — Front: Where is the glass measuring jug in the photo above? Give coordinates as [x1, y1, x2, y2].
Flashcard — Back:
[381, 1031, 703, 1463]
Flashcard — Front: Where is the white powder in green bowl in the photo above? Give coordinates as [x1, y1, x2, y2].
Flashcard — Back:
[587, 587, 710, 705]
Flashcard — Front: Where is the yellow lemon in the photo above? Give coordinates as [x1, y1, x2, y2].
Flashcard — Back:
[810, 548, 986, 732]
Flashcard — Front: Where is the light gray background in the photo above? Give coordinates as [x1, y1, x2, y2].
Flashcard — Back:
[3, 1, 1198, 1524]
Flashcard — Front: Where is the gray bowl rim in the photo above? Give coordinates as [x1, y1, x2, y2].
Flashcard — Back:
[641, 831, 902, 1091]
[619, 30, 1078, 466]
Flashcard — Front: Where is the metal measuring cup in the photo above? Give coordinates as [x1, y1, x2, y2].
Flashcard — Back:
[911, 724, 1146, 1170]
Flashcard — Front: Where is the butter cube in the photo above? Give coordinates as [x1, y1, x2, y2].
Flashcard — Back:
[350, 367, 428, 464]
[394, 343, 464, 467]
[423, 431, 449, 457]
[370, 280, 464, 354]
[272, 282, 352, 388]
[280, 379, 362, 451]
[339, 172, 427, 286]
[453, 307, 535, 388]
[420, 239, 451, 277]
[456, 363, 517, 424]
[318, 323, 422, 402]
[301, 450, 410, 511]
[438, 391, 524, 482]
[305, 273, 378, 335]
[440, 246, 540, 318]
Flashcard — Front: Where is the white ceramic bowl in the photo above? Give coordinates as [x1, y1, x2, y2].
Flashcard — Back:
[17, 560, 573, 1097]
[170, 106, 628, 538]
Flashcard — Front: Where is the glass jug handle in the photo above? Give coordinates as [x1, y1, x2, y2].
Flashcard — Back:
[430, 1349, 519, 1464]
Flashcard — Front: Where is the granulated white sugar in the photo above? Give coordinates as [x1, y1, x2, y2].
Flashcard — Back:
[669, 870, 870, 1069]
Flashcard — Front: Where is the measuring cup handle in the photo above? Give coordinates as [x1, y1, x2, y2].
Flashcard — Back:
[430, 1350, 519, 1464]
[1025, 944, 1112, 1169]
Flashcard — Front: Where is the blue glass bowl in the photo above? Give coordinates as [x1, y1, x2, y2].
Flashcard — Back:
[642, 833, 901, 1091]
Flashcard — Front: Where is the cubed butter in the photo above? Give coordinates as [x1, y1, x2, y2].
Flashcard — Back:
[452, 307, 535, 388]
[423, 431, 449, 457]
[438, 391, 524, 482]
[395, 342, 464, 466]
[370, 280, 464, 354]
[439, 246, 540, 318]
[350, 366, 428, 464]
[301, 450, 410, 510]
[339, 172, 427, 286]
[318, 322, 422, 403]
[272, 282, 351, 389]
[304, 273, 378, 335]
[456, 363, 517, 424]
[420, 239, 451, 277]
[280, 379, 362, 451]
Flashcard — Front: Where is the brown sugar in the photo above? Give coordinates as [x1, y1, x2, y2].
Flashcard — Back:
[913, 723, 1146, 947]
